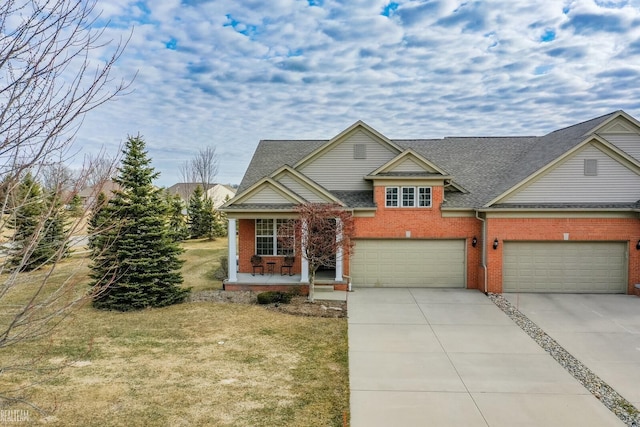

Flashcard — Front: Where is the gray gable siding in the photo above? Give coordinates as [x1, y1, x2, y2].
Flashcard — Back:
[298, 130, 399, 191]
[242, 185, 291, 204]
[502, 144, 640, 204]
[389, 157, 435, 173]
[276, 172, 327, 202]
[602, 133, 640, 162]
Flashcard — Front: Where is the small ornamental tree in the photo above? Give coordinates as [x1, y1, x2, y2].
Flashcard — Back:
[89, 135, 189, 311]
[279, 203, 355, 302]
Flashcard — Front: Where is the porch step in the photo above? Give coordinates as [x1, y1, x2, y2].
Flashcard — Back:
[314, 285, 335, 292]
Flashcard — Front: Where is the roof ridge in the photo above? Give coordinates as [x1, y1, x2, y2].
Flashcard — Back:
[544, 110, 620, 136]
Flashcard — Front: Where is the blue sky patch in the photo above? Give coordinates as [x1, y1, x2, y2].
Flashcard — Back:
[534, 64, 554, 75]
[381, 2, 399, 17]
[224, 14, 258, 37]
[540, 29, 556, 42]
[165, 38, 178, 50]
[562, 13, 624, 34]
[595, 0, 628, 8]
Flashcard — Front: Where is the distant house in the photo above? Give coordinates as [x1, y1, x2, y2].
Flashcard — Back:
[222, 110, 640, 295]
[167, 183, 236, 209]
[78, 180, 121, 208]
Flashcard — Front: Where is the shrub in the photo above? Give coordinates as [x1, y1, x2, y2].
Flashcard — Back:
[213, 256, 228, 281]
[256, 291, 293, 305]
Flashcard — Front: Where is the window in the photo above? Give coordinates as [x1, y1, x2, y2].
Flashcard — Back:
[402, 187, 415, 207]
[418, 187, 432, 207]
[584, 159, 598, 176]
[255, 219, 294, 256]
[386, 186, 432, 208]
[386, 187, 399, 207]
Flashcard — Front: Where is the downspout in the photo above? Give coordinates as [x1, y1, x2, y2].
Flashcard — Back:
[475, 210, 488, 294]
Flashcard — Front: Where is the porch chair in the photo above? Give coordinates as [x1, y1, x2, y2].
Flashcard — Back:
[280, 255, 295, 276]
[251, 255, 264, 276]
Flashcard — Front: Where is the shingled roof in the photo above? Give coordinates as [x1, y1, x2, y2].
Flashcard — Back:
[236, 111, 621, 209]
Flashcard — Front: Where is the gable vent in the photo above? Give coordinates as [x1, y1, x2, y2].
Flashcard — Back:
[353, 144, 367, 159]
[584, 159, 598, 176]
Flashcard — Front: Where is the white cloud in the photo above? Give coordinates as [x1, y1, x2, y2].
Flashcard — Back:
[66, 0, 640, 186]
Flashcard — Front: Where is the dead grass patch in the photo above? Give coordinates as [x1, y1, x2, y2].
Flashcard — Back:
[181, 238, 227, 292]
[0, 239, 349, 426]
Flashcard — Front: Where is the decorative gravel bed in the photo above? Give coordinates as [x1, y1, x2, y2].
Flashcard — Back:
[488, 293, 640, 427]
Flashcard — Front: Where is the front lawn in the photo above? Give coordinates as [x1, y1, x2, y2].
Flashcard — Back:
[0, 238, 350, 426]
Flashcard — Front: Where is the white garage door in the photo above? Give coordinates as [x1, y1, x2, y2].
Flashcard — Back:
[351, 239, 465, 287]
[503, 241, 627, 293]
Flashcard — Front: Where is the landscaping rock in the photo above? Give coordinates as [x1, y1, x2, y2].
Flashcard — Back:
[488, 292, 640, 427]
[189, 291, 347, 318]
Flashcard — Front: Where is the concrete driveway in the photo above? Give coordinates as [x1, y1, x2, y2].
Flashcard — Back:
[348, 288, 624, 427]
[504, 293, 640, 409]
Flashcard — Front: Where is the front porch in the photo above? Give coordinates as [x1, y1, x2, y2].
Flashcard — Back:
[223, 270, 349, 300]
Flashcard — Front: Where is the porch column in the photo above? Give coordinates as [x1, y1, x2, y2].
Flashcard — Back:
[300, 220, 309, 283]
[227, 218, 237, 282]
[335, 217, 343, 281]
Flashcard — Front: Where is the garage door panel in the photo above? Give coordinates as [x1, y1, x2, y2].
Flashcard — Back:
[351, 239, 465, 288]
[503, 242, 627, 293]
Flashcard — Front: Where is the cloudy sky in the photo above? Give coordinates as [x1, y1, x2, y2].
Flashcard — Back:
[77, 0, 640, 187]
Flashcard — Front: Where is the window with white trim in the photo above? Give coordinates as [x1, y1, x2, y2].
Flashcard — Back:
[386, 186, 432, 208]
[255, 219, 294, 256]
[402, 187, 415, 207]
[418, 187, 432, 207]
[385, 187, 399, 207]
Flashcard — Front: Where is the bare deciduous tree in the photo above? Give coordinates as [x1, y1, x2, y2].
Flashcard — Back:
[192, 146, 218, 191]
[179, 146, 219, 198]
[0, 0, 132, 408]
[84, 151, 118, 189]
[178, 159, 197, 200]
[279, 203, 355, 302]
[40, 163, 76, 194]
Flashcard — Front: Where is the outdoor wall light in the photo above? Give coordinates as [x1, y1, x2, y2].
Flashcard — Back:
[636, 239, 640, 250]
[471, 236, 478, 247]
[493, 238, 499, 250]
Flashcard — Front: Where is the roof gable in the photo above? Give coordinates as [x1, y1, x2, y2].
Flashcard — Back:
[368, 149, 448, 175]
[587, 110, 640, 135]
[228, 178, 304, 206]
[492, 137, 640, 205]
[294, 122, 402, 191]
[294, 121, 402, 169]
[271, 166, 343, 205]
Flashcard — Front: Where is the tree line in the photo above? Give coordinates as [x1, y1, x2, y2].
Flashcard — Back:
[4, 136, 227, 312]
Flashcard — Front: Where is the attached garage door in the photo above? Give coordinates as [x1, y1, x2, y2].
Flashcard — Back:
[503, 242, 627, 293]
[351, 239, 465, 287]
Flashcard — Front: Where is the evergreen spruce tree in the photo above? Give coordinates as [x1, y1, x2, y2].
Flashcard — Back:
[201, 196, 216, 240]
[166, 192, 188, 241]
[87, 192, 118, 287]
[90, 135, 189, 311]
[10, 174, 68, 271]
[39, 192, 69, 262]
[187, 185, 205, 238]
